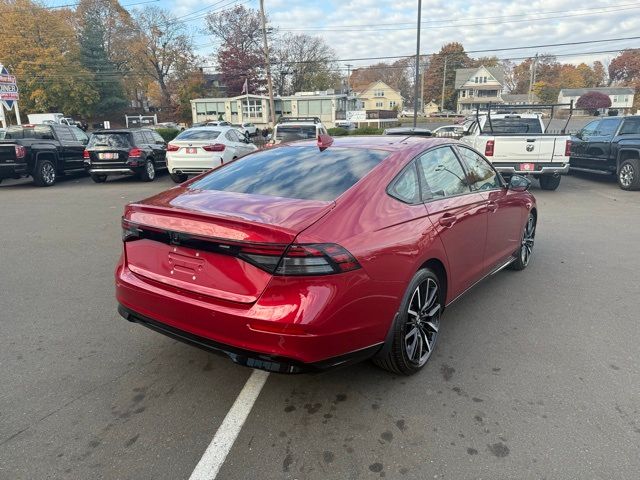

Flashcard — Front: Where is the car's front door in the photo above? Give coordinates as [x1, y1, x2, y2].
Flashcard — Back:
[585, 117, 621, 169]
[571, 120, 600, 168]
[455, 145, 522, 271]
[53, 125, 85, 170]
[148, 130, 167, 167]
[417, 146, 488, 299]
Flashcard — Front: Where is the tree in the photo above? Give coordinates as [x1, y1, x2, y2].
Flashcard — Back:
[0, 0, 97, 116]
[423, 43, 474, 110]
[206, 5, 266, 96]
[349, 58, 412, 101]
[592, 61, 607, 87]
[272, 34, 340, 95]
[132, 6, 195, 109]
[173, 70, 207, 122]
[576, 91, 612, 114]
[608, 50, 640, 110]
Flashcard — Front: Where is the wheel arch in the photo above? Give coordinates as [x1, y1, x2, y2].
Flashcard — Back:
[418, 257, 448, 308]
[35, 150, 59, 169]
[617, 148, 640, 170]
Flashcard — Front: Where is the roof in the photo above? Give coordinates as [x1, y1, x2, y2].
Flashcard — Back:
[502, 93, 540, 103]
[290, 135, 450, 152]
[354, 80, 397, 95]
[455, 66, 505, 89]
[559, 87, 635, 96]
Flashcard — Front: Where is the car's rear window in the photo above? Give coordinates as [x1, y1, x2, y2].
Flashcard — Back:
[190, 146, 389, 201]
[485, 118, 543, 134]
[4, 126, 54, 139]
[276, 125, 317, 141]
[88, 133, 131, 148]
[175, 130, 221, 141]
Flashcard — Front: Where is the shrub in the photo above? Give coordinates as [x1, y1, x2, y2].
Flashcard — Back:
[350, 127, 384, 135]
[576, 91, 612, 114]
[155, 128, 180, 142]
[327, 127, 349, 136]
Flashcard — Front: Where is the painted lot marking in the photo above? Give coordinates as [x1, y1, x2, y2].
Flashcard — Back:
[189, 369, 270, 480]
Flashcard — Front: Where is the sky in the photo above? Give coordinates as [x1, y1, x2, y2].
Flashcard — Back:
[49, 0, 640, 71]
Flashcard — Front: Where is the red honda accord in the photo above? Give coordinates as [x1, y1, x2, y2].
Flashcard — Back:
[116, 135, 536, 374]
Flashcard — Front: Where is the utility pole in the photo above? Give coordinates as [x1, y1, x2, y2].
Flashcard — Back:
[412, 0, 422, 127]
[528, 53, 538, 103]
[440, 55, 448, 112]
[420, 57, 425, 114]
[259, 0, 276, 126]
[345, 63, 353, 120]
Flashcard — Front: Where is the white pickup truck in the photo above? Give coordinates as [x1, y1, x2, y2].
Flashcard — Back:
[460, 113, 571, 190]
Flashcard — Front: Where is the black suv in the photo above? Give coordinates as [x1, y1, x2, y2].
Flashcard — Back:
[84, 128, 167, 183]
[0, 124, 89, 186]
[570, 116, 640, 190]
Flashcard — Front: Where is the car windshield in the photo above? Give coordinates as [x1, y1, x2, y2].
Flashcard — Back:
[87, 133, 131, 148]
[190, 146, 389, 201]
[485, 118, 543, 134]
[4, 126, 54, 139]
[174, 130, 221, 141]
[276, 125, 317, 141]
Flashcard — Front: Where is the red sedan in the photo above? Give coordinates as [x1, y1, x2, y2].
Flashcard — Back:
[116, 136, 536, 375]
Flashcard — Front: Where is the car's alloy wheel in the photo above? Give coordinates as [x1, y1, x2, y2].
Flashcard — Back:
[146, 160, 155, 179]
[619, 163, 634, 189]
[510, 213, 536, 271]
[33, 159, 56, 187]
[404, 278, 440, 367]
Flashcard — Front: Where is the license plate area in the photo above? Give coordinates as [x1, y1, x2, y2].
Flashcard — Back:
[186, 147, 197, 154]
[99, 152, 118, 159]
[519, 163, 535, 172]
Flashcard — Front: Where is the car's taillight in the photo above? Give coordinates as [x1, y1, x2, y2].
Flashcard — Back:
[485, 140, 494, 157]
[202, 143, 225, 152]
[167, 144, 179, 152]
[128, 148, 142, 157]
[565, 139, 571, 157]
[240, 243, 361, 276]
[83, 149, 90, 159]
[15, 145, 26, 159]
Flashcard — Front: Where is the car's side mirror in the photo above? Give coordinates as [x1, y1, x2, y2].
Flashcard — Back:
[575, 131, 583, 139]
[508, 175, 531, 192]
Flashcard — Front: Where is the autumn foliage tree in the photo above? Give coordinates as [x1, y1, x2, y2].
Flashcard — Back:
[576, 91, 612, 114]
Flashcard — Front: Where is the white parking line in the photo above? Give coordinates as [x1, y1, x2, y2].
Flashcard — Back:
[189, 369, 270, 480]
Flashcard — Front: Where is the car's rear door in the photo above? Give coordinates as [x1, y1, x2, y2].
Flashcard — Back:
[418, 146, 488, 298]
[53, 125, 84, 170]
[455, 145, 521, 271]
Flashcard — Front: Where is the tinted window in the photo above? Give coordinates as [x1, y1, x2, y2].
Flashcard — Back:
[175, 129, 221, 141]
[485, 118, 542, 134]
[456, 147, 501, 191]
[142, 131, 155, 144]
[580, 120, 600, 137]
[276, 125, 317, 141]
[5, 126, 54, 140]
[225, 130, 240, 142]
[388, 164, 420, 204]
[132, 131, 146, 145]
[595, 118, 621, 136]
[70, 126, 88, 143]
[151, 131, 165, 143]
[87, 133, 131, 148]
[55, 126, 76, 142]
[619, 118, 640, 135]
[191, 146, 389, 201]
[417, 147, 470, 200]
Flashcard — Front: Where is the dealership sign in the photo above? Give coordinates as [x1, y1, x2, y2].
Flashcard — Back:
[0, 65, 19, 109]
[346, 110, 366, 122]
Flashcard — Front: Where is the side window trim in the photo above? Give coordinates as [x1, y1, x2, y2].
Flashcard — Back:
[453, 145, 505, 190]
[418, 145, 473, 202]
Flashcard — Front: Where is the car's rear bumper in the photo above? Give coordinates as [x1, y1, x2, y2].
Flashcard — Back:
[115, 260, 393, 372]
[87, 160, 145, 175]
[167, 154, 223, 175]
[0, 162, 28, 178]
[493, 162, 569, 176]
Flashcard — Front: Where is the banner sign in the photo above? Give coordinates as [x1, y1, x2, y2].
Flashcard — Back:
[346, 110, 366, 122]
[0, 65, 19, 109]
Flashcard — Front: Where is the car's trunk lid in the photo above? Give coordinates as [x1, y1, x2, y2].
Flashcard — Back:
[123, 189, 334, 304]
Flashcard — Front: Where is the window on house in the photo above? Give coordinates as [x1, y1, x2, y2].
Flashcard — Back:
[196, 103, 206, 115]
[243, 99, 262, 118]
[483, 77, 487, 83]
[474, 77, 478, 83]
[390, 101, 397, 108]
[375, 101, 383, 108]
[374, 90, 384, 97]
[613, 96, 618, 103]
[625, 96, 629, 103]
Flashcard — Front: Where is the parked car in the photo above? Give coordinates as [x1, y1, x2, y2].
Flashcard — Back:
[270, 117, 328, 145]
[166, 126, 257, 183]
[205, 121, 232, 127]
[84, 128, 167, 183]
[116, 136, 537, 375]
[234, 122, 258, 137]
[334, 121, 357, 130]
[0, 128, 5, 140]
[27, 113, 77, 127]
[460, 113, 571, 190]
[570, 115, 640, 190]
[0, 124, 88, 186]
[432, 125, 464, 138]
[384, 127, 432, 136]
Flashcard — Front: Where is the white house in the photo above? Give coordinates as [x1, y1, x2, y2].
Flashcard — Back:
[455, 66, 505, 113]
[558, 87, 635, 114]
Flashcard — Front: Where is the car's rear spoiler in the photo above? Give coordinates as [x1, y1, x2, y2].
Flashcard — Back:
[476, 101, 574, 134]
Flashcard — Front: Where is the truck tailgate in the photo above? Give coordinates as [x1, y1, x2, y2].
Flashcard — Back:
[0, 142, 17, 163]
[492, 136, 560, 162]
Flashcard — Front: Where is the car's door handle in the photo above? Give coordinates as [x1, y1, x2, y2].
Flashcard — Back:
[439, 214, 457, 228]
[487, 202, 498, 213]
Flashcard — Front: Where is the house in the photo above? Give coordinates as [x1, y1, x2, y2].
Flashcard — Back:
[558, 87, 635, 114]
[353, 81, 403, 112]
[424, 100, 439, 115]
[455, 66, 505, 113]
[502, 93, 540, 105]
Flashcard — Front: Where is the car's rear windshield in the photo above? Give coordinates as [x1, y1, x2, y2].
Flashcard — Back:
[485, 118, 543, 134]
[275, 125, 317, 141]
[190, 146, 389, 201]
[4, 126, 54, 139]
[88, 133, 131, 148]
[174, 130, 221, 141]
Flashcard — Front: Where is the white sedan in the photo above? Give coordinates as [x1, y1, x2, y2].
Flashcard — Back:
[166, 126, 257, 183]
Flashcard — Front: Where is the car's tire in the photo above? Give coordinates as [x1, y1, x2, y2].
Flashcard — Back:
[33, 158, 57, 187]
[509, 212, 536, 271]
[373, 268, 442, 375]
[90, 174, 107, 183]
[170, 173, 188, 183]
[617, 158, 640, 190]
[539, 175, 561, 191]
[139, 159, 156, 182]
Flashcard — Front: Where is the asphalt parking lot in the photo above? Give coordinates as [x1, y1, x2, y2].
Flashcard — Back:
[1, 171, 639, 480]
